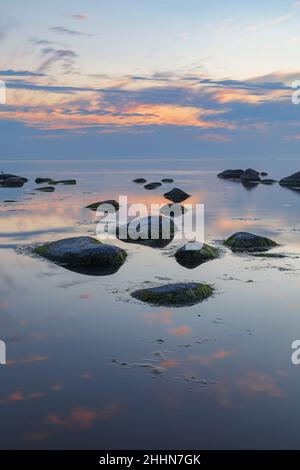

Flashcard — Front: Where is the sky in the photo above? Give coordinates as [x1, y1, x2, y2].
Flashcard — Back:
[1, 0, 300, 159]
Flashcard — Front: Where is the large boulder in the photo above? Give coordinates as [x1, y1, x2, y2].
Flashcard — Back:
[131, 282, 213, 307]
[240, 168, 261, 183]
[117, 215, 176, 248]
[0, 173, 28, 188]
[279, 171, 300, 187]
[217, 169, 244, 179]
[34, 236, 127, 275]
[163, 188, 191, 203]
[175, 242, 219, 269]
[224, 232, 277, 252]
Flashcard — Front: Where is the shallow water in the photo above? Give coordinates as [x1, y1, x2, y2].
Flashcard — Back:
[1, 158, 300, 449]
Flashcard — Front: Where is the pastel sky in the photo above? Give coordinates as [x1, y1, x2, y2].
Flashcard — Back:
[1, 0, 300, 159]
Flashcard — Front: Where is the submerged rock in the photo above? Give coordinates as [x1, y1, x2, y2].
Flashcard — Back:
[163, 188, 191, 203]
[117, 215, 176, 248]
[161, 178, 174, 183]
[160, 203, 187, 218]
[279, 171, 300, 187]
[224, 232, 277, 252]
[217, 169, 244, 179]
[34, 186, 55, 192]
[260, 179, 277, 185]
[240, 168, 261, 183]
[131, 282, 213, 307]
[133, 178, 147, 184]
[144, 182, 162, 190]
[34, 236, 127, 275]
[175, 242, 219, 269]
[86, 199, 120, 212]
[0, 173, 28, 188]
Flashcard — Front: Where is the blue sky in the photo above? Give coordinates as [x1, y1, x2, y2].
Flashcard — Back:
[1, 0, 300, 159]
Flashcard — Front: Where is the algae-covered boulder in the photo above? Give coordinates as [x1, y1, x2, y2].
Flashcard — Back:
[175, 242, 219, 269]
[163, 188, 191, 203]
[34, 236, 127, 275]
[279, 171, 300, 187]
[117, 215, 176, 248]
[217, 169, 244, 179]
[131, 282, 213, 307]
[224, 232, 277, 252]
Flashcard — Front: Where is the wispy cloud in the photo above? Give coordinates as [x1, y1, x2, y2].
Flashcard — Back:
[71, 14, 87, 21]
[37, 48, 78, 74]
[49, 26, 93, 37]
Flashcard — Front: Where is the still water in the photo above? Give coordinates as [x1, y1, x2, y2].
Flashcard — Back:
[0, 158, 300, 449]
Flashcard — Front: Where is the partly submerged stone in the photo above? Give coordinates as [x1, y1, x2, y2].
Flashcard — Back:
[131, 282, 213, 307]
[34, 186, 55, 192]
[144, 182, 162, 190]
[86, 199, 120, 212]
[0, 173, 28, 188]
[161, 178, 174, 183]
[34, 236, 127, 275]
[175, 242, 219, 269]
[279, 171, 300, 187]
[35, 177, 55, 184]
[224, 232, 277, 252]
[133, 178, 147, 184]
[160, 203, 187, 218]
[240, 168, 261, 183]
[52, 179, 76, 185]
[117, 215, 176, 248]
[163, 188, 191, 203]
[217, 169, 244, 179]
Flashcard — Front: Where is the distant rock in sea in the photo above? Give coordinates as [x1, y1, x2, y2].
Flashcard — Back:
[144, 182, 162, 190]
[217, 169, 244, 179]
[86, 200, 120, 212]
[279, 171, 300, 187]
[133, 178, 147, 184]
[163, 188, 191, 203]
[0, 173, 28, 188]
[34, 186, 55, 192]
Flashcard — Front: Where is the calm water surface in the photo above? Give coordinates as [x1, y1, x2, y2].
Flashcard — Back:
[0, 158, 300, 449]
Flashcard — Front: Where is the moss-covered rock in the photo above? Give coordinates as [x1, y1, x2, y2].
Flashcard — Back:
[175, 242, 219, 269]
[224, 232, 277, 252]
[131, 282, 213, 307]
[34, 236, 127, 275]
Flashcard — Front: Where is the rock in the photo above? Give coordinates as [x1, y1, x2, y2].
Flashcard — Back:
[117, 215, 176, 248]
[133, 178, 147, 184]
[161, 178, 174, 183]
[175, 242, 219, 269]
[279, 171, 300, 187]
[86, 200, 120, 212]
[131, 282, 213, 307]
[163, 188, 191, 203]
[160, 203, 187, 218]
[240, 168, 261, 183]
[224, 232, 277, 252]
[52, 179, 76, 185]
[0, 173, 28, 188]
[34, 236, 127, 275]
[144, 182, 162, 190]
[35, 178, 54, 184]
[217, 169, 244, 179]
[261, 172, 268, 177]
[34, 186, 55, 192]
[260, 179, 277, 185]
